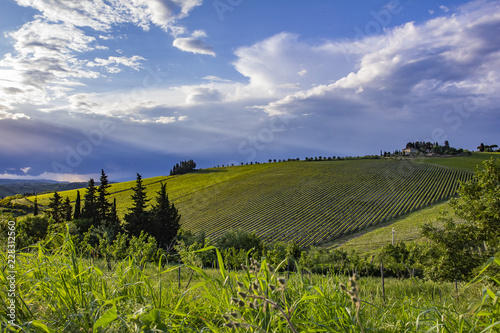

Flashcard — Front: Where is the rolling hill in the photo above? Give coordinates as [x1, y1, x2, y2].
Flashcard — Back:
[26, 154, 499, 247]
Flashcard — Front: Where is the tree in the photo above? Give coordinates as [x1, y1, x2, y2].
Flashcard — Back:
[148, 183, 181, 250]
[81, 178, 97, 222]
[169, 160, 197, 176]
[124, 173, 150, 237]
[96, 169, 112, 224]
[74, 190, 81, 220]
[63, 197, 72, 222]
[420, 158, 500, 281]
[47, 191, 64, 223]
[106, 198, 121, 239]
[478, 143, 485, 152]
[449, 158, 500, 245]
[33, 196, 38, 216]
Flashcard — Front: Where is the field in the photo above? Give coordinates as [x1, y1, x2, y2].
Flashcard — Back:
[1, 234, 495, 332]
[29, 157, 475, 247]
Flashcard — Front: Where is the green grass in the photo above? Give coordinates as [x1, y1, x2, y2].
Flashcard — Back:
[1, 233, 494, 332]
[25, 159, 475, 247]
[329, 201, 452, 255]
[412, 152, 500, 171]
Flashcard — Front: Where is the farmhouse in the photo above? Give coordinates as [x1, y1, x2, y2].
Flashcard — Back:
[402, 148, 419, 155]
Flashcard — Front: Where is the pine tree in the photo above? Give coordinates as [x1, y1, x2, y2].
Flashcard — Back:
[82, 178, 97, 223]
[124, 173, 150, 237]
[47, 191, 64, 223]
[74, 190, 81, 220]
[149, 183, 181, 249]
[96, 169, 112, 224]
[33, 196, 38, 216]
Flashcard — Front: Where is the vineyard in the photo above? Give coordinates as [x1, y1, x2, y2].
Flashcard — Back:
[30, 158, 474, 247]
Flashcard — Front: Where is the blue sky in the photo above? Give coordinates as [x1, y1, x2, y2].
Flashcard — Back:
[0, 0, 499, 182]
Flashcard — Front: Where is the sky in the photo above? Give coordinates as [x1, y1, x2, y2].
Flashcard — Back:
[0, 0, 499, 182]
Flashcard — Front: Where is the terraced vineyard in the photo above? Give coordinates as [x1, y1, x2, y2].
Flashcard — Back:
[30, 158, 473, 247]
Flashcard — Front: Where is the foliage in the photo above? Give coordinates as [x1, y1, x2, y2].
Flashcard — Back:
[96, 169, 112, 225]
[169, 159, 196, 176]
[81, 178, 97, 222]
[0, 231, 496, 332]
[265, 241, 302, 270]
[5, 215, 50, 248]
[450, 157, 500, 247]
[124, 173, 150, 238]
[217, 229, 264, 258]
[147, 182, 181, 250]
[420, 158, 500, 281]
[46, 191, 64, 223]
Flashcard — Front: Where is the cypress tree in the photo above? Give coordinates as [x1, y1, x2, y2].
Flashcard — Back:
[107, 198, 121, 238]
[33, 196, 38, 216]
[63, 197, 72, 221]
[74, 190, 81, 219]
[124, 173, 150, 237]
[149, 183, 181, 249]
[96, 169, 112, 224]
[82, 178, 97, 223]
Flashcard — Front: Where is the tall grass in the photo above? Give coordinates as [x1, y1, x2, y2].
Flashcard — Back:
[1, 230, 497, 332]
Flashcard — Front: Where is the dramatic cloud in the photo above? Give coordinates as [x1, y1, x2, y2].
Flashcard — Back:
[254, 1, 500, 121]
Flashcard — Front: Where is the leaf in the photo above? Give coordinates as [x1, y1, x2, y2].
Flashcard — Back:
[30, 320, 55, 333]
[93, 305, 118, 330]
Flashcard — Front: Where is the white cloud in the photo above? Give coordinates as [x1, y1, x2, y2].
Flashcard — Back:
[202, 75, 232, 82]
[233, 32, 354, 96]
[0, 110, 30, 120]
[0, 0, 205, 113]
[173, 30, 215, 56]
[440, 5, 450, 12]
[20, 167, 31, 174]
[86, 55, 146, 72]
[253, 1, 500, 118]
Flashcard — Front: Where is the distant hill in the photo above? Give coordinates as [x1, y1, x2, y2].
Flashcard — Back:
[0, 180, 87, 198]
[28, 153, 500, 247]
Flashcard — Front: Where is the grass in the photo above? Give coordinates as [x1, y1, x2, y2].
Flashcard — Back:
[23, 159, 473, 247]
[1, 232, 495, 332]
[412, 152, 500, 171]
[329, 201, 452, 255]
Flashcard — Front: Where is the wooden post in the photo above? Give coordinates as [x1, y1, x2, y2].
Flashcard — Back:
[392, 228, 395, 245]
[381, 261, 385, 300]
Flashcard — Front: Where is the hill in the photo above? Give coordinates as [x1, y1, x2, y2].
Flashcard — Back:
[28, 156, 479, 247]
[0, 179, 87, 198]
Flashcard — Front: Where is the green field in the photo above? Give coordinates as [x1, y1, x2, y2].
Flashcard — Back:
[29, 157, 476, 247]
[412, 152, 500, 171]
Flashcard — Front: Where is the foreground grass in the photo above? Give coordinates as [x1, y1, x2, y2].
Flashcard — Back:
[1, 233, 497, 332]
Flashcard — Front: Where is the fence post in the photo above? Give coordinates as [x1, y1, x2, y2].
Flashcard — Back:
[381, 261, 385, 301]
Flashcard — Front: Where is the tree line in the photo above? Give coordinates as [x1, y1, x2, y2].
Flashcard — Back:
[43, 170, 181, 256]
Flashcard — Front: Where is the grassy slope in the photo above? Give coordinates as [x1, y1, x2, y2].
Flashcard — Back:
[334, 152, 499, 254]
[413, 152, 499, 171]
[26, 157, 474, 247]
